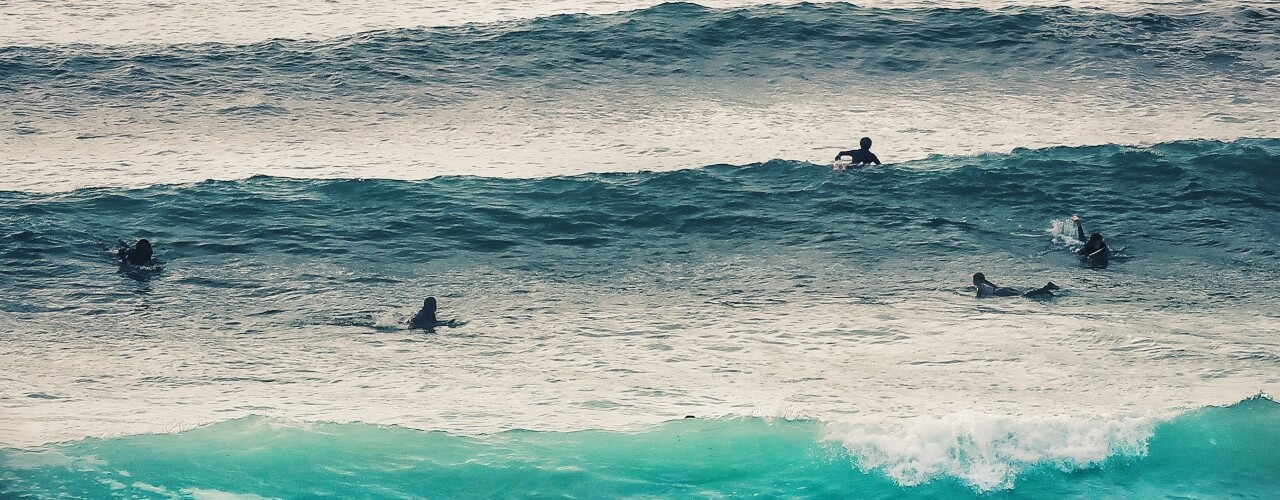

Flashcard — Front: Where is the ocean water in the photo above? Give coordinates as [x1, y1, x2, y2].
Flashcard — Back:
[2, 0, 1279, 498]
[5, 1, 1279, 192]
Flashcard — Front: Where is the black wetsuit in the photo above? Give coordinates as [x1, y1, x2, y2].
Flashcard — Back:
[976, 281, 1021, 298]
[1075, 221, 1110, 257]
[976, 278, 1058, 298]
[409, 311, 436, 329]
[117, 241, 152, 265]
[835, 148, 881, 165]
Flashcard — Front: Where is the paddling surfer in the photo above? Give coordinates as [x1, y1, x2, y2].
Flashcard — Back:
[973, 273, 1059, 298]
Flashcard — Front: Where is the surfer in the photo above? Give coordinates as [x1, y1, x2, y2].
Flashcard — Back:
[972, 273, 1059, 298]
[834, 137, 882, 166]
[1072, 215, 1110, 260]
[116, 238, 153, 265]
[408, 296, 440, 330]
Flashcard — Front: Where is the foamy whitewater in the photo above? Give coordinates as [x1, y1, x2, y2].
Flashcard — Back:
[2, 0, 1278, 498]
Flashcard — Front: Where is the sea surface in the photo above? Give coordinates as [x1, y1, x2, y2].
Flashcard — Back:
[2, 0, 1278, 498]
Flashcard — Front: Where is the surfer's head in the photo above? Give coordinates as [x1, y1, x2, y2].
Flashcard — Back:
[973, 273, 986, 285]
[1088, 233, 1104, 245]
[422, 296, 437, 314]
[134, 239, 153, 263]
[860, 137, 872, 150]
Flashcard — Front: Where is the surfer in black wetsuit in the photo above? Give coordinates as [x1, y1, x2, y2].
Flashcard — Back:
[407, 296, 463, 331]
[408, 296, 439, 330]
[835, 137, 882, 165]
[973, 273, 1059, 298]
[116, 238, 153, 265]
[409, 299, 440, 329]
[1072, 215, 1109, 260]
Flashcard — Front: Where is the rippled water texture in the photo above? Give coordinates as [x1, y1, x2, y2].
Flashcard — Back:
[2, 1, 1279, 497]
[7, 0, 1277, 45]
[3, 2, 1278, 191]
[3, 139, 1278, 449]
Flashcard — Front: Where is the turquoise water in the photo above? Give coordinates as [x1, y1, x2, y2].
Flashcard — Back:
[3, 0, 1279, 497]
[3, 398, 1278, 498]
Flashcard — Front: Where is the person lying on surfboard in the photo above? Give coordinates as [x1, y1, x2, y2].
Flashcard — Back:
[972, 273, 1059, 298]
[1072, 214, 1110, 260]
[834, 137, 881, 166]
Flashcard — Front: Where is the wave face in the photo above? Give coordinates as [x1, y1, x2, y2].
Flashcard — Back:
[3, 3, 1278, 190]
[6, 0, 1277, 46]
[3, 139, 1278, 312]
[5, 3, 1277, 100]
[3, 397, 1278, 497]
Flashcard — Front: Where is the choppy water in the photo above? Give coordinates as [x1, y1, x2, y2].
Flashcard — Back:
[2, 0, 1279, 498]
[4, 1, 1279, 192]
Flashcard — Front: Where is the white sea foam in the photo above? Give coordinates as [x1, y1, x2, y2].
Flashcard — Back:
[1048, 218, 1084, 247]
[824, 411, 1156, 491]
[183, 488, 275, 500]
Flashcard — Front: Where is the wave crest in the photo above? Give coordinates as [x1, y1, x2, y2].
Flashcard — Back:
[825, 411, 1154, 491]
[4, 397, 1278, 497]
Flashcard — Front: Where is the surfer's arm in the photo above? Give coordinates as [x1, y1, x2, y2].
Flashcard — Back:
[1073, 218, 1086, 242]
[869, 153, 881, 165]
[114, 240, 130, 261]
[834, 150, 852, 160]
